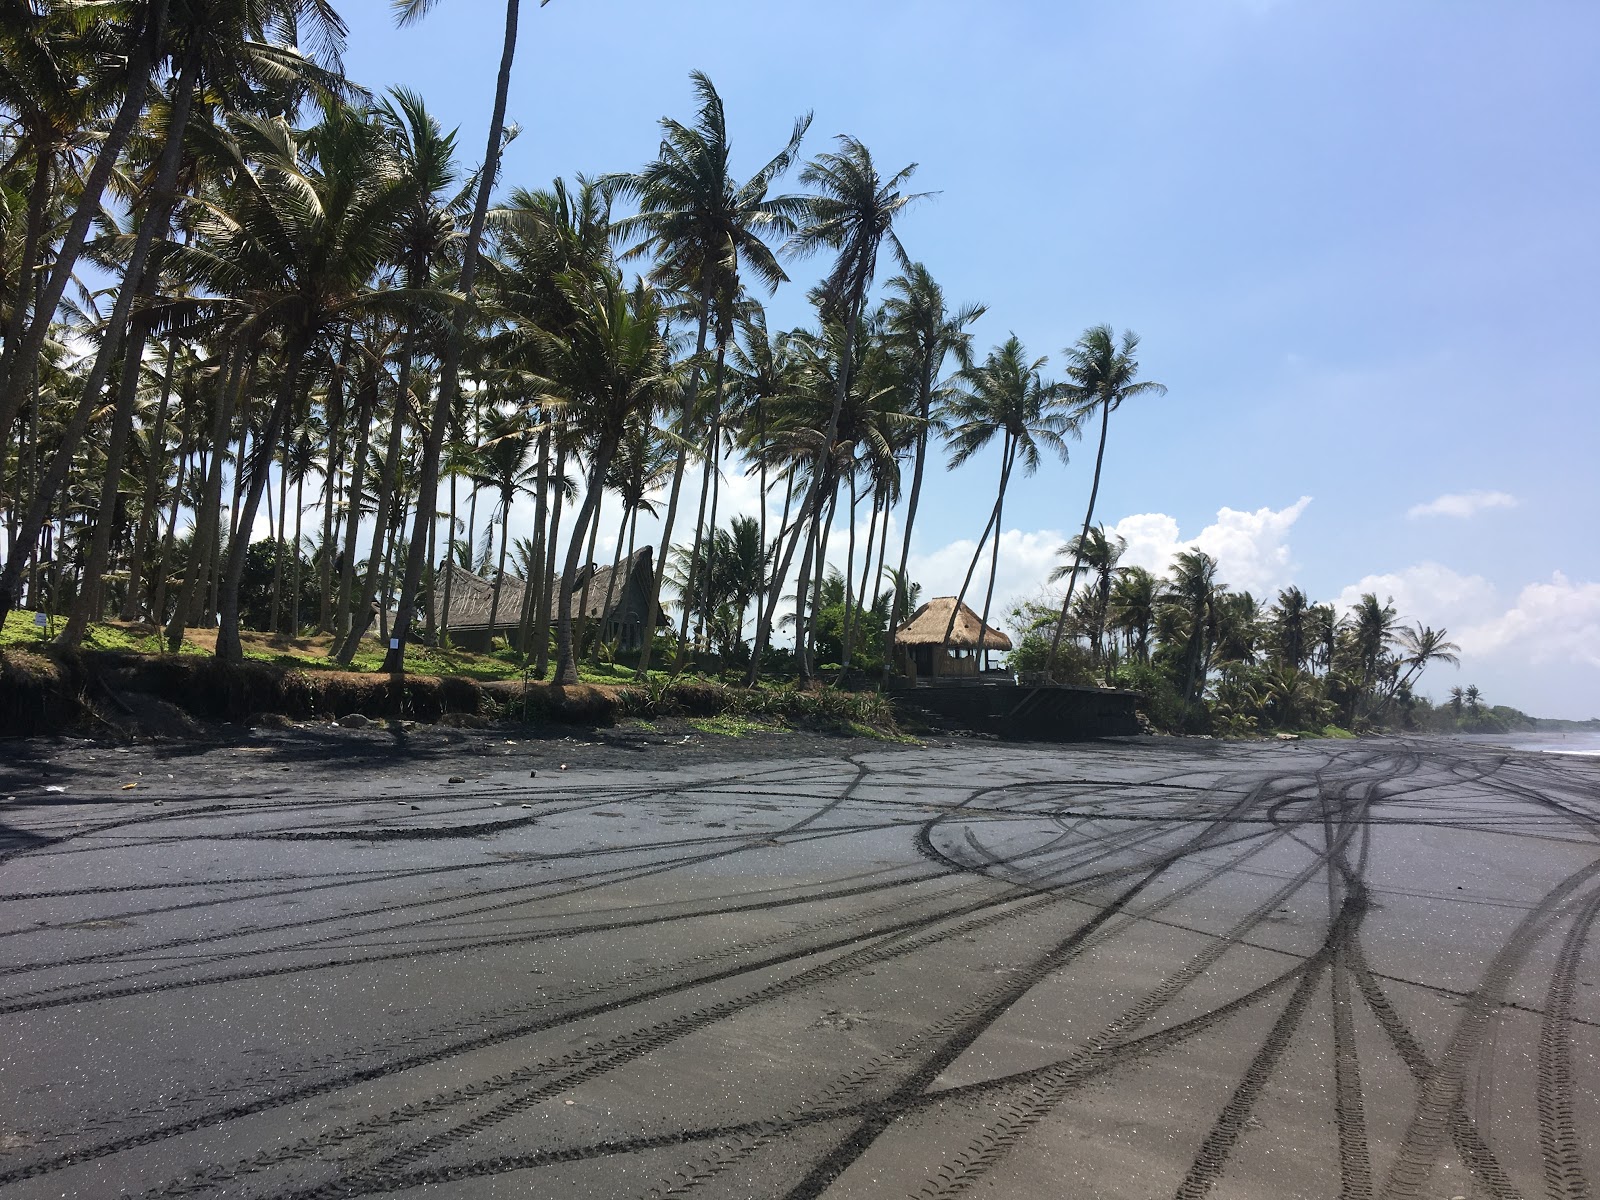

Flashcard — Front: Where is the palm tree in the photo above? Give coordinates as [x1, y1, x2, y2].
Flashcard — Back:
[469, 411, 537, 639]
[1392, 622, 1460, 694]
[1271, 585, 1311, 672]
[1349, 592, 1398, 692]
[1165, 549, 1221, 717]
[749, 136, 930, 684]
[1044, 325, 1166, 679]
[384, 0, 551, 674]
[939, 336, 1073, 663]
[527, 271, 670, 684]
[880, 263, 983, 670]
[605, 70, 811, 679]
[1050, 525, 1126, 670]
[1108, 565, 1157, 664]
[164, 105, 409, 661]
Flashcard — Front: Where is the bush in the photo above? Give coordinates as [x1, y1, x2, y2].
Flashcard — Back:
[1112, 661, 1187, 733]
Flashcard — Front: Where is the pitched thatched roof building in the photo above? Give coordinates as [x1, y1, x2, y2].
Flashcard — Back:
[432, 547, 664, 652]
[893, 596, 1012, 680]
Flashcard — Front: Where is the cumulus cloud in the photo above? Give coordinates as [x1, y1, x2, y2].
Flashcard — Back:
[1334, 562, 1600, 716]
[1109, 496, 1312, 597]
[1406, 490, 1518, 519]
[1461, 572, 1600, 669]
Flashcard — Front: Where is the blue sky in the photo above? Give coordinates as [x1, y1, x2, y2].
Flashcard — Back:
[334, 0, 1599, 717]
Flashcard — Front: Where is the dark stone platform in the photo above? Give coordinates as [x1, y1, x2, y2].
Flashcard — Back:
[889, 681, 1141, 741]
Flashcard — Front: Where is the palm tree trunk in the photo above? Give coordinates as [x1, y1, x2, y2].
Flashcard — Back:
[884, 354, 936, 678]
[2, 42, 196, 630]
[790, 504, 820, 682]
[440, 454, 460, 645]
[268, 418, 290, 632]
[317, 340, 350, 632]
[337, 341, 415, 664]
[857, 488, 878, 631]
[1046, 398, 1110, 678]
[592, 505, 628, 662]
[122, 342, 178, 620]
[290, 470, 305, 634]
[151, 374, 195, 627]
[0, 0, 170, 464]
[942, 435, 1011, 652]
[515, 424, 549, 656]
[556, 441, 618, 685]
[636, 300, 711, 678]
[333, 370, 378, 642]
[385, 0, 522, 674]
[840, 470, 861, 670]
[487, 489, 512, 638]
[217, 338, 307, 662]
[534, 443, 566, 677]
[869, 486, 890, 617]
[975, 448, 1011, 674]
[167, 346, 247, 648]
[675, 335, 725, 671]
[743, 461, 809, 687]
[573, 495, 602, 656]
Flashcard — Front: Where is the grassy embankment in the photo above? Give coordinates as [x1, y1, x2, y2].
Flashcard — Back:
[0, 613, 905, 740]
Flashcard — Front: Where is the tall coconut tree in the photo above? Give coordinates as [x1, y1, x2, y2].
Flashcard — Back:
[1044, 325, 1166, 679]
[604, 70, 811, 679]
[165, 106, 409, 660]
[1164, 548, 1221, 717]
[880, 263, 982, 669]
[747, 136, 930, 684]
[332, 86, 465, 664]
[938, 335, 1073, 664]
[383, 0, 552, 674]
[527, 270, 670, 684]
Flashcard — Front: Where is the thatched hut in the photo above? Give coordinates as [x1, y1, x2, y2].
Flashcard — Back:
[432, 547, 664, 652]
[893, 596, 1013, 681]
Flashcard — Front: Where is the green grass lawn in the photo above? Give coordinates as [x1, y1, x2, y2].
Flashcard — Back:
[0, 612, 671, 687]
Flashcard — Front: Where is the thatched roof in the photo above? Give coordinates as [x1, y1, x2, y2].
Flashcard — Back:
[433, 562, 528, 631]
[571, 547, 659, 621]
[894, 597, 1013, 650]
[434, 547, 660, 631]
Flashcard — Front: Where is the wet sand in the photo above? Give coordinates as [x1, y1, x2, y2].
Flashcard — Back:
[0, 729, 1597, 1198]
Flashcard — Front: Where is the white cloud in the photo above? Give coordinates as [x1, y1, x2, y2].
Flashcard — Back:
[1334, 562, 1600, 717]
[1109, 496, 1312, 597]
[1461, 572, 1600, 669]
[1406, 490, 1518, 519]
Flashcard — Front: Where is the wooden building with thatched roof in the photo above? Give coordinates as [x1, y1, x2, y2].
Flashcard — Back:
[432, 547, 664, 652]
[893, 596, 1013, 681]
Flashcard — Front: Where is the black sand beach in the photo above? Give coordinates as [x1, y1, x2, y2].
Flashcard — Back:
[1, 730, 1596, 1198]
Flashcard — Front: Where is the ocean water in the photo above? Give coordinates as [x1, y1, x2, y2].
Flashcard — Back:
[1450, 731, 1600, 757]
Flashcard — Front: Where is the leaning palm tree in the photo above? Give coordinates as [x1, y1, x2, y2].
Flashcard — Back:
[1391, 623, 1460, 695]
[748, 137, 931, 683]
[384, 0, 552, 673]
[939, 336, 1073, 665]
[604, 71, 811, 679]
[1044, 325, 1166, 679]
[880, 263, 983, 671]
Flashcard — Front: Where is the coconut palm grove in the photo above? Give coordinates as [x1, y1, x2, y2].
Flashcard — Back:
[0, 0, 1509, 737]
